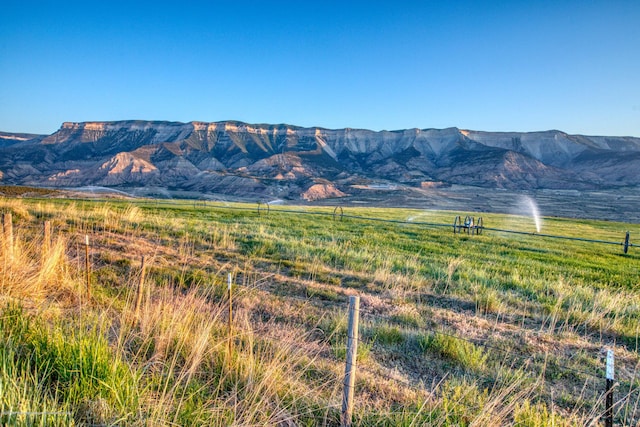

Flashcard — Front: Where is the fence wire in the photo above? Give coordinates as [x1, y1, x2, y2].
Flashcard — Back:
[16, 197, 635, 249]
[2, 199, 639, 425]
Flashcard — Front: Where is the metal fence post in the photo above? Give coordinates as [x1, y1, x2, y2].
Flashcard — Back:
[342, 295, 360, 427]
[85, 235, 91, 304]
[605, 348, 614, 427]
[624, 231, 630, 254]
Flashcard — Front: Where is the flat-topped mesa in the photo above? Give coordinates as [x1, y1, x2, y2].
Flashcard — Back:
[4, 119, 639, 196]
[45, 121, 193, 145]
[60, 120, 186, 130]
[40, 120, 640, 161]
[51, 120, 460, 147]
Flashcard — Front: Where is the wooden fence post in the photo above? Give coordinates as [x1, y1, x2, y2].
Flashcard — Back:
[84, 235, 91, 304]
[43, 220, 51, 257]
[605, 348, 614, 427]
[341, 295, 360, 427]
[228, 272, 233, 367]
[134, 255, 146, 317]
[3, 212, 13, 259]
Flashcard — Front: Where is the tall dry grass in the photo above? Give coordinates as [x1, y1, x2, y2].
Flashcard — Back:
[1, 230, 76, 305]
[2, 197, 638, 425]
[0, 200, 344, 425]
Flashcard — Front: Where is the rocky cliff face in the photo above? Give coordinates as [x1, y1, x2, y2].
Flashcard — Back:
[1, 120, 639, 201]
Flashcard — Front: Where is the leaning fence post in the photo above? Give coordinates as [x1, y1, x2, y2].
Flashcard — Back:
[3, 212, 13, 259]
[605, 348, 614, 427]
[84, 235, 91, 304]
[134, 255, 146, 317]
[342, 295, 360, 427]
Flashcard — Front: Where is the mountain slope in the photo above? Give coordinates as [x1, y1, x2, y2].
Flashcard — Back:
[1, 120, 639, 200]
[0, 131, 46, 148]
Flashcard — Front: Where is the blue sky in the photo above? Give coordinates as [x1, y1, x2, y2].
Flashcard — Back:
[1, 1, 639, 136]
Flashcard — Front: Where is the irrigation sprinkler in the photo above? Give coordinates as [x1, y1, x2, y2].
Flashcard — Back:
[485, 227, 634, 254]
[257, 202, 270, 215]
[453, 215, 483, 235]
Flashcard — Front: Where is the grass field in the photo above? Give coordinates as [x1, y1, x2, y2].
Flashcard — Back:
[1, 197, 639, 426]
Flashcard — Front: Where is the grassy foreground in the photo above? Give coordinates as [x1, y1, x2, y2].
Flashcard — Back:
[1, 197, 639, 426]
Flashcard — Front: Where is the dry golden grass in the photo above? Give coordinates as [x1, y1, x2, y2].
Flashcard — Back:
[2, 197, 639, 425]
[1, 232, 76, 305]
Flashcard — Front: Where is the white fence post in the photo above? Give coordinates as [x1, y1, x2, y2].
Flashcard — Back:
[85, 235, 91, 304]
[605, 348, 614, 427]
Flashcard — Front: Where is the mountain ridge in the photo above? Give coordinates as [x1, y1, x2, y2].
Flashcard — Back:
[1, 120, 639, 204]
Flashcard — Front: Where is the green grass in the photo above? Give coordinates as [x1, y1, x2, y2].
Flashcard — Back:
[418, 332, 488, 373]
[1, 197, 639, 425]
[0, 304, 134, 425]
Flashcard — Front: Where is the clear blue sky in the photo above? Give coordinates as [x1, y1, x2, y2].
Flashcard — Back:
[1, 1, 639, 136]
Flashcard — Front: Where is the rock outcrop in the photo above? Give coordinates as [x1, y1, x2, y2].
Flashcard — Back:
[0, 120, 639, 201]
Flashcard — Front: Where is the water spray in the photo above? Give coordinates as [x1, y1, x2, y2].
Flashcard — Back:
[518, 195, 542, 233]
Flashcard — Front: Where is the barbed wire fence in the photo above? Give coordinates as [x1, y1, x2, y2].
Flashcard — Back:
[1, 200, 639, 426]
